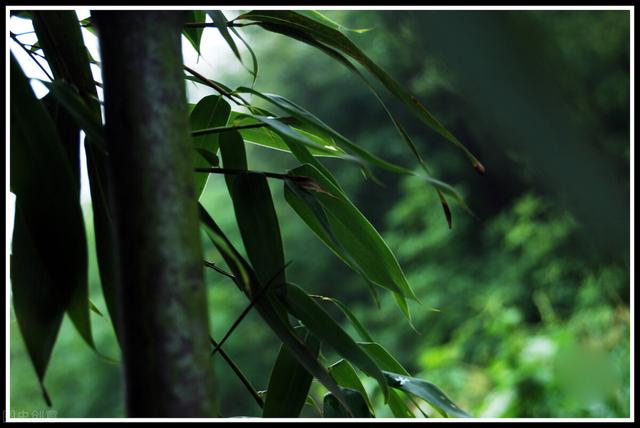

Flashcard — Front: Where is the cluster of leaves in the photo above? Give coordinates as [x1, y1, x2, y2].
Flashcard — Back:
[9, 10, 484, 418]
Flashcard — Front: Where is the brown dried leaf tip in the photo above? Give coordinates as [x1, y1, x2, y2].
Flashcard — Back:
[291, 176, 337, 198]
[473, 160, 486, 175]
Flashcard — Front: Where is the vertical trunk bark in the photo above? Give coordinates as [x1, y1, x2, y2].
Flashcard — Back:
[94, 11, 215, 417]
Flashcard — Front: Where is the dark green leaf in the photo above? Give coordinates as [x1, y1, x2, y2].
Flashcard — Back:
[284, 163, 418, 308]
[235, 11, 484, 172]
[315, 296, 374, 343]
[263, 327, 320, 417]
[281, 282, 389, 400]
[10, 55, 88, 404]
[190, 95, 231, 198]
[34, 11, 120, 341]
[198, 204, 350, 413]
[323, 388, 373, 418]
[183, 10, 206, 55]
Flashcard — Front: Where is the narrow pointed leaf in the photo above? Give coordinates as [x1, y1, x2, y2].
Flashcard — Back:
[183, 10, 206, 55]
[263, 327, 320, 417]
[235, 10, 483, 171]
[10, 55, 88, 403]
[281, 282, 389, 401]
[285, 163, 418, 304]
[190, 95, 231, 198]
[383, 371, 471, 418]
[198, 204, 351, 413]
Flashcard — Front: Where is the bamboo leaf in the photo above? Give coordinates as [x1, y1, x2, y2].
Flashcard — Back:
[10, 55, 88, 404]
[280, 282, 389, 401]
[190, 95, 231, 198]
[198, 203, 351, 414]
[323, 388, 373, 418]
[183, 10, 206, 55]
[284, 163, 418, 306]
[235, 10, 484, 172]
[263, 327, 320, 417]
[328, 359, 374, 414]
[383, 371, 471, 418]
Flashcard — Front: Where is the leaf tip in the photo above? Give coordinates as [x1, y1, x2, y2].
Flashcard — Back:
[472, 160, 485, 175]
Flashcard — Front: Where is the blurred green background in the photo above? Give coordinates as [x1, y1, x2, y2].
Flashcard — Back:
[9, 10, 630, 418]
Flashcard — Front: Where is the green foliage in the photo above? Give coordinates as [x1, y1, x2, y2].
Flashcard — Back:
[9, 8, 629, 419]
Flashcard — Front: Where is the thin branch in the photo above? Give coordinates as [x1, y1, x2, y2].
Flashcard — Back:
[194, 167, 307, 183]
[203, 260, 236, 281]
[209, 337, 264, 409]
[210, 261, 292, 357]
[191, 117, 294, 137]
[10, 32, 53, 81]
[183, 65, 248, 105]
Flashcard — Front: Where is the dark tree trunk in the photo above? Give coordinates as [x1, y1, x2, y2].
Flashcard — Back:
[94, 11, 215, 417]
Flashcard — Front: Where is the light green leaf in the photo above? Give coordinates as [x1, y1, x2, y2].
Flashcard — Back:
[298, 10, 373, 33]
[328, 359, 374, 414]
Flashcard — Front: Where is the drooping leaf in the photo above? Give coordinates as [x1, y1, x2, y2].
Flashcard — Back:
[280, 282, 389, 401]
[10, 55, 88, 404]
[190, 95, 231, 198]
[183, 10, 206, 55]
[383, 371, 471, 418]
[323, 388, 373, 418]
[207, 11, 242, 65]
[328, 359, 374, 413]
[284, 163, 418, 308]
[32, 11, 120, 343]
[263, 327, 320, 417]
[235, 10, 484, 173]
[298, 10, 373, 34]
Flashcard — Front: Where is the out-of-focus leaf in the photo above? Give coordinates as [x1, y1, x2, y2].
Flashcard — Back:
[195, 148, 220, 167]
[235, 10, 484, 173]
[383, 371, 471, 418]
[10, 55, 88, 404]
[190, 95, 231, 198]
[323, 388, 373, 418]
[284, 163, 418, 306]
[328, 359, 374, 414]
[280, 282, 389, 401]
[183, 10, 206, 55]
[263, 327, 320, 417]
[198, 204, 350, 413]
